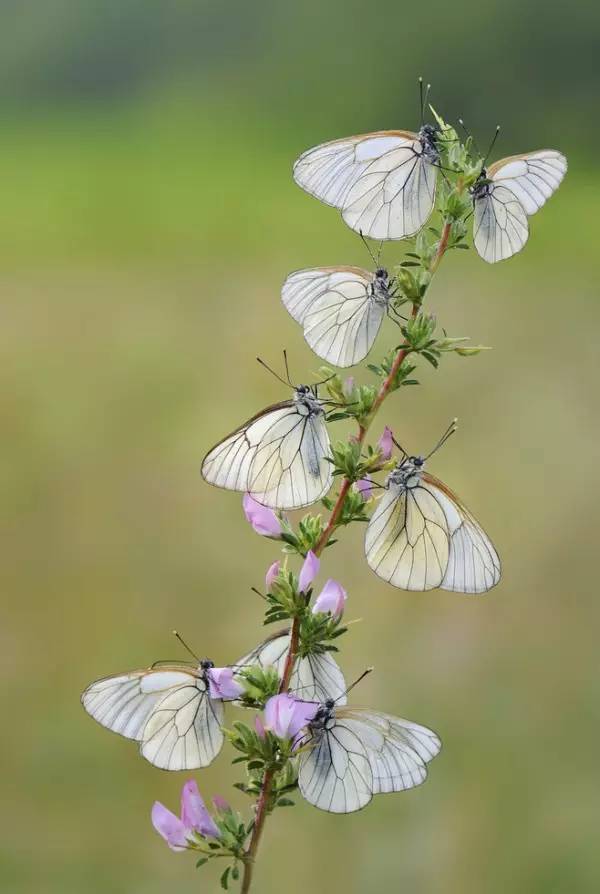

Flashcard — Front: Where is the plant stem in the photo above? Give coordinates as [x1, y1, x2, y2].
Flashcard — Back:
[240, 217, 454, 893]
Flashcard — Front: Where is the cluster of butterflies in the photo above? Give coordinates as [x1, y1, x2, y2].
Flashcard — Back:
[282, 120, 566, 370]
[82, 631, 440, 814]
[203, 397, 500, 595]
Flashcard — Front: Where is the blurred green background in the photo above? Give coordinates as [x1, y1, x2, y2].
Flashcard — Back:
[2, 2, 599, 892]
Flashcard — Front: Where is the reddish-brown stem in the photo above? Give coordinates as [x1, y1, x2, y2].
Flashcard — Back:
[240, 218, 453, 893]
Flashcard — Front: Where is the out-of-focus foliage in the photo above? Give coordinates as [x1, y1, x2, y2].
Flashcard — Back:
[1, 3, 599, 893]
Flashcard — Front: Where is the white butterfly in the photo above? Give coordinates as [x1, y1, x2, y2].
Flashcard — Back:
[293, 126, 440, 241]
[201, 384, 332, 510]
[281, 266, 393, 368]
[365, 440, 500, 593]
[297, 699, 441, 813]
[471, 150, 567, 263]
[236, 629, 347, 704]
[81, 659, 224, 771]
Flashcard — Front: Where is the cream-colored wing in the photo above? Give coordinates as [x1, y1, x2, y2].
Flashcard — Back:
[140, 677, 224, 771]
[202, 402, 332, 510]
[293, 131, 437, 240]
[365, 483, 450, 590]
[422, 473, 501, 594]
[488, 150, 567, 215]
[82, 668, 197, 742]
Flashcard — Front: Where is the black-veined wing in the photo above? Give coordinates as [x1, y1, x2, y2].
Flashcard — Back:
[282, 266, 387, 368]
[297, 707, 440, 813]
[236, 629, 347, 704]
[82, 665, 224, 771]
[473, 150, 567, 263]
[423, 472, 501, 593]
[365, 471, 500, 593]
[293, 131, 437, 240]
[201, 398, 332, 510]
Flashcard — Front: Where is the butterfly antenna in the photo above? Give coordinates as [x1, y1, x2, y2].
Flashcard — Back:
[172, 630, 200, 662]
[377, 239, 384, 267]
[391, 435, 408, 461]
[359, 229, 377, 266]
[424, 418, 458, 460]
[457, 117, 481, 158]
[335, 666, 374, 703]
[483, 125, 501, 167]
[282, 349, 294, 387]
[256, 356, 290, 388]
[418, 76, 431, 126]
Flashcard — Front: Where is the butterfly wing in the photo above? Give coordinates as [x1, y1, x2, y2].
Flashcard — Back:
[201, 401, 332, 510]
[422, 472, 501, 594]
[81, 667, 199, 742]
[337, 709, 441, 795]
[236, 630, 347, 704]
[297, 715, 374, 813]
[474, 150, 566, 263]
[487, 150, 567, 215]
[140, 675, 224, 770]
[365, 481, 450, 590]
[473, 184, 529, 263]
[298, 709, 440, 813]
[293, 131, 437, 240]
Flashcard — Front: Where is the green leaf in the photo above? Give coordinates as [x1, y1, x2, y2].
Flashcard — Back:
[220, 867, 231, 890]
[196, 857, 209, 868]
[232, 866, 240, 881]
[277, 798, 295, 807]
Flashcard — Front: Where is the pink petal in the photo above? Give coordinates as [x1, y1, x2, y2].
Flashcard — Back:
[151, 801, 189, 851]
[181, 780, 219, 839]
[298, 550, 320, 592]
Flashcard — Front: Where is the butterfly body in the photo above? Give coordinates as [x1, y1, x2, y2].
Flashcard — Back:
[387, 455, 425, 490]
[416, 123, 440, 165]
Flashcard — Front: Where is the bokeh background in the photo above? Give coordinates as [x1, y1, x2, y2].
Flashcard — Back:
[2, 2, 599, 892]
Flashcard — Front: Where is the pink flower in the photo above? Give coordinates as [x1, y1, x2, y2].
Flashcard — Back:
[207, 667, 244, 700]
[343, 376, 355, 397]
[355, 476, 373, 500]
[378, 426, 393, 461]
[265, 560, 281, 592]
[151, 780, 219, 851]
[263, 694, 318, 743]
[298, 550, 319, 592]
[243, 494, 282, 537]
[312, 579, 347, 620]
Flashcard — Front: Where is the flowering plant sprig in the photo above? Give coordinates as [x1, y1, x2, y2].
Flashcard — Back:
[81, 86, 566, 893]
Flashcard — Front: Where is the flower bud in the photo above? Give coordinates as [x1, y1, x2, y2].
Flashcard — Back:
[312, 579, 347, 620]
[355, 476, 373, 500]
[298, 550, 319, 592]
[265, 560, 281, 592]
[377, 426, 393, 461]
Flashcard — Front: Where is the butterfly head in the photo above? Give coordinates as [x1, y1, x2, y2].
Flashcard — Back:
[388, 455, 424, 490]
[311, 699, 336, 731]
[419, 124, 440, 163]
[200, 659, 215, 674]
[294, 385, 322, 416]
